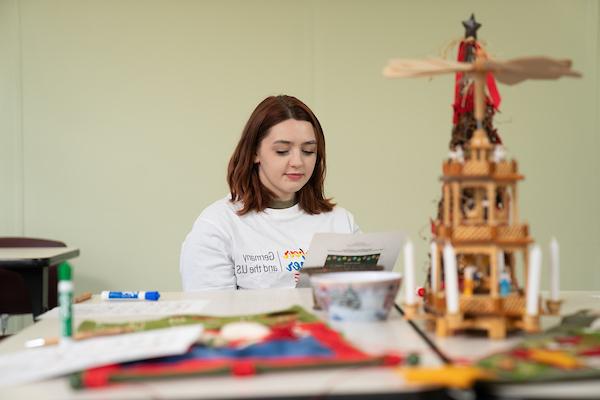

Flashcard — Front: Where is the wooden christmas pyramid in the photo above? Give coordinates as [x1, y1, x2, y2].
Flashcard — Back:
[384, 15, 580, 339]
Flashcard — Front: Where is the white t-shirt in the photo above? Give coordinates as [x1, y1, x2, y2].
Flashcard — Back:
[180, 197, 360, 291]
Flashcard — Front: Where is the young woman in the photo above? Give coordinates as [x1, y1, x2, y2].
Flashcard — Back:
[180, 95, 359, 290]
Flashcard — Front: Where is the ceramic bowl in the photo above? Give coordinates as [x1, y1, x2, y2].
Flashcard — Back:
[310, 271, 402, 321]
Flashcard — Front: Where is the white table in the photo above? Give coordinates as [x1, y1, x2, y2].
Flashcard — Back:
[0, 288, 445, 399]
[1, 289, 598, 399]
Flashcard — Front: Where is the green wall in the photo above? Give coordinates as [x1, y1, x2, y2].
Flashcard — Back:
[1, 0, 598, 293]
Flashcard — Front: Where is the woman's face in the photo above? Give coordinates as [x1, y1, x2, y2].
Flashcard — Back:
[255, 119, 317, 201]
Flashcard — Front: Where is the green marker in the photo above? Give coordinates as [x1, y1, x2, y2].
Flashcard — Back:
[58, 262, 73, 343]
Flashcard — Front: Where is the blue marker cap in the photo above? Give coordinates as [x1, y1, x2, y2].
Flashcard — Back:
[144, 291, 160, 301]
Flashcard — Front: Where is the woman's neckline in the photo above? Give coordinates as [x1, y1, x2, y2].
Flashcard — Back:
[268, 198, 299, 209]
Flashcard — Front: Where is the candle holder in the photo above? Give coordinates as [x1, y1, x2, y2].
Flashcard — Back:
[402, 303, 419, 319]
[545, 299, 563, 315]
[523, 314, 540, 333]
[446, 313, 462, 329]
[434, 313, 463, 337]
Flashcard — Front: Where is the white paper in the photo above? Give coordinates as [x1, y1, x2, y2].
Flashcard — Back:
[40, 299, 210, 319]
[0, 325, 203, 387]
[303, 231, 405, 271]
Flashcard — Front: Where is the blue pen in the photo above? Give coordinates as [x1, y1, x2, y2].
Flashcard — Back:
[101, 291, 160, 301]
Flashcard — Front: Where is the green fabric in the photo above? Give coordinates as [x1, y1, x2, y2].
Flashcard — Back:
[477, 310, 600, 382]
[77, 305, 319, 335]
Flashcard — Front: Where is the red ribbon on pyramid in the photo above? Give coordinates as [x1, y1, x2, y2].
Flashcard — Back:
[452, 40, 501, 125]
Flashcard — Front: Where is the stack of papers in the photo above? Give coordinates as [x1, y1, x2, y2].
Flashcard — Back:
[0, 325, 203, 387]
[40, 299, 210, 319]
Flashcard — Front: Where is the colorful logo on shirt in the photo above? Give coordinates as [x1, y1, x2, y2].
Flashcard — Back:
[283, 249, 305, 271]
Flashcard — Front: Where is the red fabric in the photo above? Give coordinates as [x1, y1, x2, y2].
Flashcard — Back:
[579, 346, 600, 356]
[82, 365, 121, 388]
[232, 361, 256, 376]
[300, 322, 367, 358]
[556, 336, 582, 345]
[486, 72, 501, 109]
[78, 322, 388, 388]
[382, 353, 404, 366]
[264, 323, 297, 341]
[452, 40, 501, 125]
[510, 348, 530, 359]
[452, 41, 468, 125]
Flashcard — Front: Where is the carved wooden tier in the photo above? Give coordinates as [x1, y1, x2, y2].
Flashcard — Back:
[442, 160, 524, 181]
[432, 222, 532, 244]
[496, 224, 531, 244]
[427, 293, 527, 317]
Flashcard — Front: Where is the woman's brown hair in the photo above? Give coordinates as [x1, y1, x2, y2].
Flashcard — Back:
[227, 95, 334, 215]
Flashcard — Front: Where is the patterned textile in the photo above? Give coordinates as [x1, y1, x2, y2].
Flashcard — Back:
[71, 306, 401, 388]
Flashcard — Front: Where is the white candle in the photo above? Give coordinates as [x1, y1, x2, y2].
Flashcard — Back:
[403, 240, 416, 305]
[430, 242, 438, 292]
[526, 245, 542, 316]
[497, 250, 505, 274]
[443, 243, 459, 314]
[497, 250, 505, 286]
[550, 238, 560, 301]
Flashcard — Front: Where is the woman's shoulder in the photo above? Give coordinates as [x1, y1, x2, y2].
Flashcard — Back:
[328, 204, 354, 218]
[325, 205, 360, 233]
[196, 196, 241, 223]
[309, 204, 356, 223]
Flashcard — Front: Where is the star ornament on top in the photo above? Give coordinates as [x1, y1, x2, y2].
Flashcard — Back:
[462, 14, 481, 39]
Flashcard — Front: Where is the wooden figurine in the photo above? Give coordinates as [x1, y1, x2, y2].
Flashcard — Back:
[383, 15, 580, 339]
